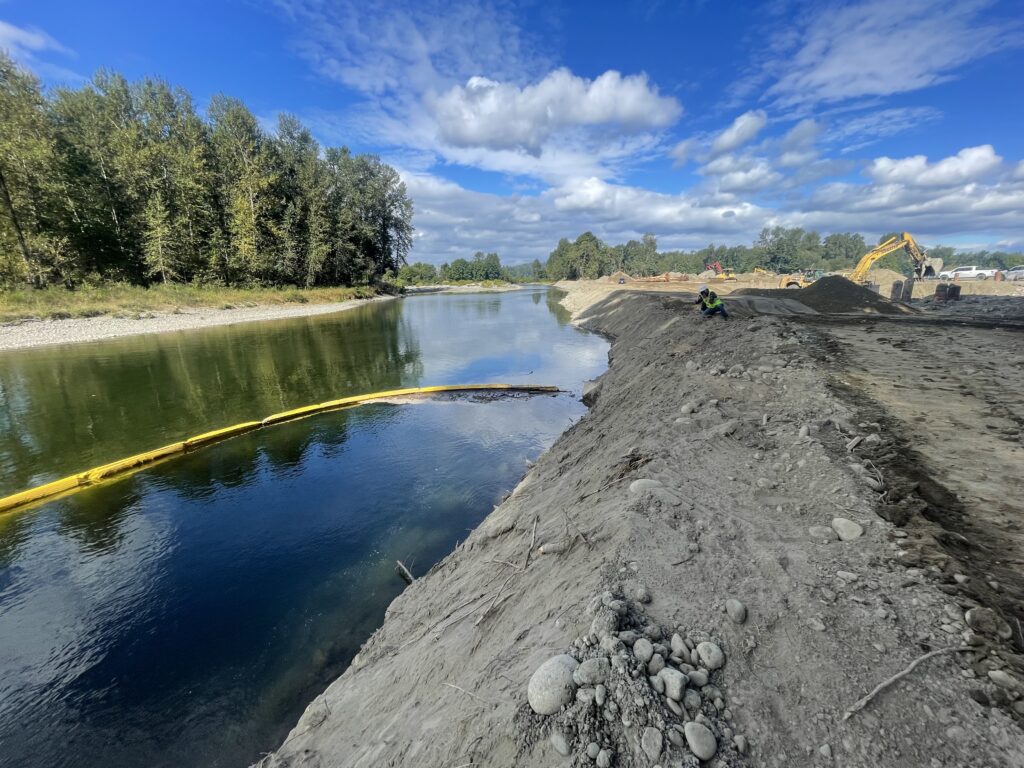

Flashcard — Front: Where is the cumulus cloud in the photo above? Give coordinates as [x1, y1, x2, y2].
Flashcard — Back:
[700, 154, 782, 193]
[711, 110, 767, 154]
[868, 145, 1003, 187]
[429, 69, 681, 154]
[765, 0, 1021, 108]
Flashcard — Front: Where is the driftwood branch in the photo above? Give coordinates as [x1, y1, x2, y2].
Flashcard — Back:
[396, 560, 415, 585]
[843, 646, 971, 721]
[523, 515, 539, 570]
[443, 682, 494, 706]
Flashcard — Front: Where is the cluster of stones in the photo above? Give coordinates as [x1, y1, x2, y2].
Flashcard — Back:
[526, 590, 747, 766]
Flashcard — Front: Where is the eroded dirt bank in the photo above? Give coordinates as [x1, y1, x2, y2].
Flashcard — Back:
[257, 290, 1023, 768]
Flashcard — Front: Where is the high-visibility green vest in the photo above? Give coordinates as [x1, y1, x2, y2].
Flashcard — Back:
[703, 293, 722, 309]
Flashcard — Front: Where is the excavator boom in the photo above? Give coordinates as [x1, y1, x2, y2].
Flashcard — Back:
[849, 232, 942, 283]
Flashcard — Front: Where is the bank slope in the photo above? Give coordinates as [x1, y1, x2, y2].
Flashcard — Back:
[257, 292, 1022, 768]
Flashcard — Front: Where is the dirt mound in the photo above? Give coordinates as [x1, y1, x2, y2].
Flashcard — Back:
[735, 275, 914, 315]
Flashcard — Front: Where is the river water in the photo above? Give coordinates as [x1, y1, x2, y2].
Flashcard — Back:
[0, 288, 607, 768]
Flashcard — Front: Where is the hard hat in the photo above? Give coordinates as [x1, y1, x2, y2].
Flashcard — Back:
[698, 284, 708, 292]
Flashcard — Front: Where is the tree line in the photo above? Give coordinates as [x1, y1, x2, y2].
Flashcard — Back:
[0, 54, 413, 289]
[398, 251, 533, 284]
[541, 228, 1024, 280]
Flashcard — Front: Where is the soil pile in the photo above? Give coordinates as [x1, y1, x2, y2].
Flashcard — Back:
[735, 276, 914, 315]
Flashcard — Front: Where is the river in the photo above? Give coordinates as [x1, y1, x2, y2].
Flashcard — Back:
[0, 287, 607, 768]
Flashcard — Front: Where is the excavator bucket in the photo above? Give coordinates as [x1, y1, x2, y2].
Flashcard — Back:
[919, 257, 942, 278]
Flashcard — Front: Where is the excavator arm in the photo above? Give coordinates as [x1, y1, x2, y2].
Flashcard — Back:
[849, 232, 942, 282]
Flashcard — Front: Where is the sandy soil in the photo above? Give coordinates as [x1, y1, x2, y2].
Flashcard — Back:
[0, 296, 396, 352]
[257, 284, 1024, 768]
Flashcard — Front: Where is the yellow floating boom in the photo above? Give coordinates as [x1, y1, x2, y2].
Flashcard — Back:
[0, 383, 560, 516]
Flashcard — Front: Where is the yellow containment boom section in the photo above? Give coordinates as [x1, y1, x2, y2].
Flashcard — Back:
[0, 383, 559, 516]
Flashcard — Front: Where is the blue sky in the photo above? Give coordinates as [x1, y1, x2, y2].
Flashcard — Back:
[3, 0, 1023, 264]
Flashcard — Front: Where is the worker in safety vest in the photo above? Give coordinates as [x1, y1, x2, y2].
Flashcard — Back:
[694, 285, 728, 320]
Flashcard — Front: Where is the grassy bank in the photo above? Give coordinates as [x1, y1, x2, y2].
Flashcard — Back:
[0, 284, 381, 324]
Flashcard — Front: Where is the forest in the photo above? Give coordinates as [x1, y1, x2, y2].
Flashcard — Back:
[541, 229, 1024, 281]
[0, 54, 413, 289]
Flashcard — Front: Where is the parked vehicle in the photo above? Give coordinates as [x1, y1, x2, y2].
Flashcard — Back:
[937, 265, 999, 280]
[1004, 266, 1024, 281]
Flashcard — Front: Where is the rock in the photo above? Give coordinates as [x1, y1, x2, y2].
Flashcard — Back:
[831, 517, 864, 541]
[808, 617, 826, 632]
[587, 742, 601, 760]
[808, 525, 838, 542]
[818, 744, 832, 759]
[798, 425, 810, 439]
[595, 684, 607, 707]
[696, 641, 725, 670]
[683, 722, 718, 761]
[642, 727, 663, 761]
[671, 633, 687, 656]
[600, 635, 624, 656]
[649, 674, 665, 694]
[733, 734, 748, 754]
[836, 570, 858, 582]
[550, 730, 571, 756]
[591, 609, 619, 638]
[726, 598, 748, 624]
[659, 668, 688, 701]
[577, 688, 596, 707]
[618, 630, 639, 646]
[527, 655, 579, 715]
[644, 624, 663, 641]
[687, 668, 708, 687]
[574, 657, 611, 686]
[647, 653, 666, 675]
[680, 402, 698, 414]
[683, 688, 702, 711]
[966, 607, 1013, 640]
[582, 379, 602, 407]
[668, 727, 686, 747]
[596, 749, 612, 768]
[666, 697, 684, 717]
[634, 638, 655, 663]
[630, 479, 663, 494]
[606, 599, 628, 616]
[635, 584, 652, 603]
[988, 670, 1024, 693]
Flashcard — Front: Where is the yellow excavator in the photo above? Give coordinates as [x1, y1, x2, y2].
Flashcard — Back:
[777, 232, 942, 289]
[848, 232, 942, 283]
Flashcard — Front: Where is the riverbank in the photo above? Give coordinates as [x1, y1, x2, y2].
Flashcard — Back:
[0, 295, 396, 351]
[257, 287, 1024, 767]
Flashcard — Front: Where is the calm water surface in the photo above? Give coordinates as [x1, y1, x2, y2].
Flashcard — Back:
[0, 288, 607, 768]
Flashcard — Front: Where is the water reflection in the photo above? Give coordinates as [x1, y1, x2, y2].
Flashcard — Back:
[0, 288, 608, 768]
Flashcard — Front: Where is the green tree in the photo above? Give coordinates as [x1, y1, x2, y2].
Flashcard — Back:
[142, 190, 174, 282]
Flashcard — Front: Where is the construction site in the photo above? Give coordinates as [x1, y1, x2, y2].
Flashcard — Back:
[255, 260, 1024, 768]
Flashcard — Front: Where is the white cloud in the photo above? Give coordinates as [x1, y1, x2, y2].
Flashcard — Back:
[429, 69, 681, 155]
[781, 118, 821, 149]
[669, 138, 699, 168]
[1014, 161, 1024, 181]
[711, 110, 767, 154]
[765, 0, 1022, 108]
[700, 154, 782, 193]
[0, 19, 80, 81]
[868, 145, 1003, 187]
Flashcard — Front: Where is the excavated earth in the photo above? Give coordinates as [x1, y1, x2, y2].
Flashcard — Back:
[256, 288, 1024, 768]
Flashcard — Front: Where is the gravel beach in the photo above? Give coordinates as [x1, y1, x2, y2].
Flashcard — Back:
[0, 296, 396, 352]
